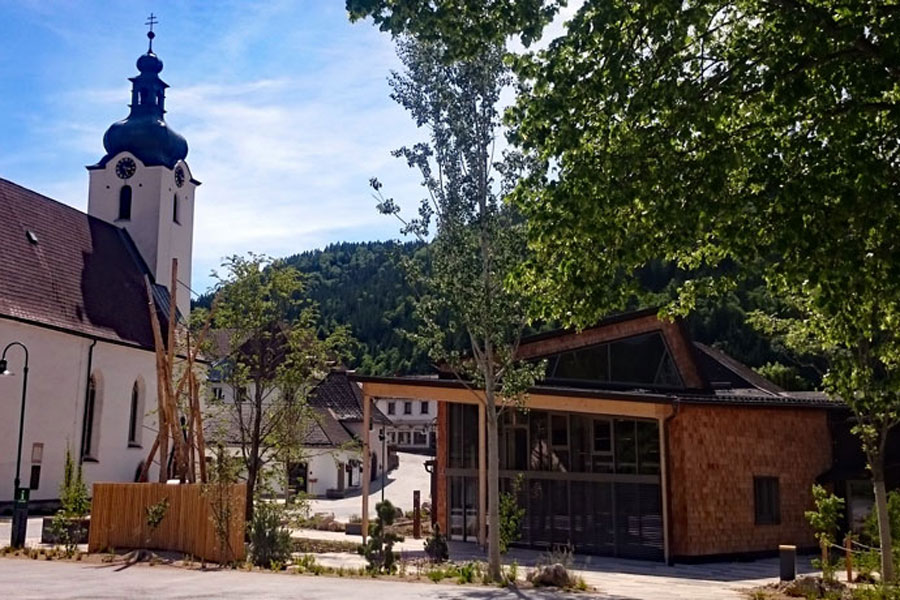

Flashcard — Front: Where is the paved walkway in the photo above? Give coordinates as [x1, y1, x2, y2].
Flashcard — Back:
[307, 451, 431, 521]
[0, 560, 588, 599]
[291, 528, 816, 600]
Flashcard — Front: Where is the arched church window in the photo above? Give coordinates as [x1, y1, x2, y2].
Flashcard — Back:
[128, 381, 142, 446]
[81, 375, 101, 460]
[118, 185, 132, 220]
[173, 193, 180, 224]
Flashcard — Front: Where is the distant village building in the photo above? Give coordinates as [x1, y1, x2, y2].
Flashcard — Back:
[374, 397, 436, 450]
[0, 32, 194, 509]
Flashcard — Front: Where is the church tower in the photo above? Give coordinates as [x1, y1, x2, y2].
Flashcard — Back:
[88, 19, 196, 318]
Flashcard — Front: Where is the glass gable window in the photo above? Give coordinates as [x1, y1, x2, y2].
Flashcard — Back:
[546, 332, 683, 387]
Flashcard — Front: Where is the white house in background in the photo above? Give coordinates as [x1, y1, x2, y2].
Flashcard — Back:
[0, 31, 195, 510]
[206, 370, 392, 498]
[375, 397, 436, 450]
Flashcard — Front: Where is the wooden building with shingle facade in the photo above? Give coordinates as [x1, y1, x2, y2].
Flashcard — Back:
[352, 309, 841, 563]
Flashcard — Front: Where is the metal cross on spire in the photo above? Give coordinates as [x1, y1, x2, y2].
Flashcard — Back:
[145, 13, 158, 51]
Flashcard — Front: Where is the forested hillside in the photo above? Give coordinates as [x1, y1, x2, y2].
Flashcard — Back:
[195, 241, 813, 387]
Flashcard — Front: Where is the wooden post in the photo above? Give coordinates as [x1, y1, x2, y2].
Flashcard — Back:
[845, 535, 853, 583]
[659, 415, 671, 564]
[478, 402, 486, 547]
[361, 393, 371, 543]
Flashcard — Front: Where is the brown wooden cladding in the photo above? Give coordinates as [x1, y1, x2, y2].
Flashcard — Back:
[667, 404, 831, 558]
[436, 400, 450, 534]
[88, 482, 246, 563]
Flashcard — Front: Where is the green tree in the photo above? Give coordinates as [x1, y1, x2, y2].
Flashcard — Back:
[208, 254, 352, 522]
[507, 0, 900, 580]
[373, 37, 543, 581]
[346, 0, 563, 59]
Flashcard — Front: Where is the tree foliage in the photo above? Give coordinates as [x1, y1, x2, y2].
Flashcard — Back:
[508, 0, 900, 579]
[346, 0, 564, 59]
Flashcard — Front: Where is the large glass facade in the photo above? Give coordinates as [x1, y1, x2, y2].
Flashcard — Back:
[447, 404, 663, 559]
[545, 331, 683, 388]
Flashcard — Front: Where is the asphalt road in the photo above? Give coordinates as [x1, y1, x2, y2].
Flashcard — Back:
[307, 451, 431, 521]
[0, 559, 594, 600]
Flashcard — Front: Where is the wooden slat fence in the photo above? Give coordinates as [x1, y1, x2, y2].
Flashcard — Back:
[88, 483, 246, 563]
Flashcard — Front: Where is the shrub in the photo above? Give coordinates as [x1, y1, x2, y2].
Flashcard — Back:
[457, 562, 476, 584]
[424, 523, 449, 562]
[248, 502, 292, 568]
[499, 475, 526, 553]
[507, 560, 519, 583]
[805, 484, 844, 582]
[51, 447, 90, 557]
[358, 500, 404, 573]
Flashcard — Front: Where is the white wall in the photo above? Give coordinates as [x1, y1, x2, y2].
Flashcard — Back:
[87, 153, 196, 317]
[0, 319, 160, 505]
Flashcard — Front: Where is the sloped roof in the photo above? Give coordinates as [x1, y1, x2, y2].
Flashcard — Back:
[0, 177, 168, 349]
[310, 370, 392, 425]
[304, 406, 355, 446]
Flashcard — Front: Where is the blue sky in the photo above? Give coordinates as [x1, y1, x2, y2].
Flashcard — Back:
[0, 1, 430, 296]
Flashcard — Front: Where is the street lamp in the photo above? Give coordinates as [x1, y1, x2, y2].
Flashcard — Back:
[1, 341, 30, 548]
[378, 427, 386, 503]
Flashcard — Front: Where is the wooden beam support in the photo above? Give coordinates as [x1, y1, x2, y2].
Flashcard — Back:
[361, 393, 371, 544]
[477, 402, 486, 547]
[358, 381, 669, 419]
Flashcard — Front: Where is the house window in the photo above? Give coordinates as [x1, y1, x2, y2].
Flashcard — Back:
[127, 381, 141, 446]
[387, 402, 396, 415]
[81, 376, 100, 460]
[398, 431, 411, 445]
[173, 194, 180, 224]
[420, 402, 429, 415]
[29, 465, 41, 490]
[118, 185, 132, 220]
[404, 402, 412, 415]
[754, 476, 781, 525]
[413, 431, 427, 445]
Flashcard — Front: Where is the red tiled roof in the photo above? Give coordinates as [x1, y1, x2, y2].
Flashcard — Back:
[0, 177, 160, 349]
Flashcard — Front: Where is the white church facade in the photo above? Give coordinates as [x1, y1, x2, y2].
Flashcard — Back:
[0, 33, 195, 510]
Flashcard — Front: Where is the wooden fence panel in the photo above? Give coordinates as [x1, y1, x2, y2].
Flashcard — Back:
[88, 483, 246, 563]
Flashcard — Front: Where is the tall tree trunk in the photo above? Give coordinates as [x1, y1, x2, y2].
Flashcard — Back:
[872, 450, 895, 581]
[485, 395, 502, 581]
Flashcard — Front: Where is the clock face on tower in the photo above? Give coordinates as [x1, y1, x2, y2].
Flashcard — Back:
[174, 166, 185, 188]
[115, 157, 136, 179]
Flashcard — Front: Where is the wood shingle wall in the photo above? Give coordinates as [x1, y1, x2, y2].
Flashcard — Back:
[667, 404, 831, 558]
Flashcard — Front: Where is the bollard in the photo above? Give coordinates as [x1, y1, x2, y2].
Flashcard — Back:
[845, 535, 853, 583]
[413, 490, 421, 539]
[780, 545, 796, 582]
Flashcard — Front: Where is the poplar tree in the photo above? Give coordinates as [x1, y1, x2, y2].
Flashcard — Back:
[373, 37, 542, 581]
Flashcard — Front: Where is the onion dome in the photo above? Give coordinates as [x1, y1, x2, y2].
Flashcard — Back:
[93, 27, 188, 169]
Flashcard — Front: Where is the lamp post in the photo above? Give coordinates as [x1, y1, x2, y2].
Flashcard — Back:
[1, 341, 30, 548]
[378, 427, 386, 503]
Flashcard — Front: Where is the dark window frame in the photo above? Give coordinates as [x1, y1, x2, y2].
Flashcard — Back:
[420, 401, 429, 415]
[127, 381, 140, 445]
[754, 476, 781, 525]
[403, 401, 412, 415]
[387, 402, 395, 415]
